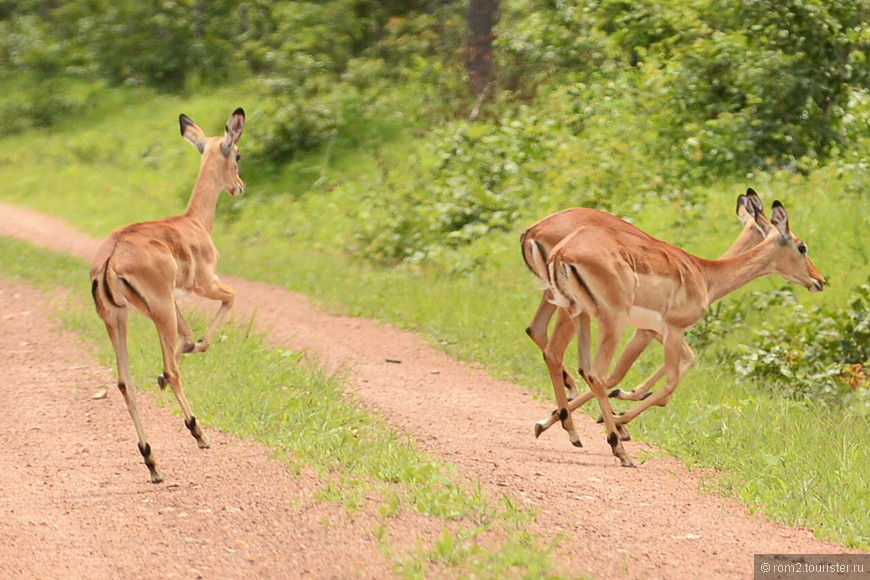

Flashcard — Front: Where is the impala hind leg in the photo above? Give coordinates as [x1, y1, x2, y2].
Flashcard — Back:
[153, 304, 210, 449]
[537, 312, 582, 446]
[526, 294, 579, 399]
[104, 311, 163, 483]
[588, 318, 634, 467]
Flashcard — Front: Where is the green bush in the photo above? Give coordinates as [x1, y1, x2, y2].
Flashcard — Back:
[734, 283, 870, 409]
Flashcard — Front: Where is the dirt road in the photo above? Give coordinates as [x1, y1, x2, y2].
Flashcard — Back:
[0, 201, 860, 579]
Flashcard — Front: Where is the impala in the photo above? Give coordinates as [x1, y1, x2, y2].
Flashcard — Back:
[90, 108, 245, 483]
[522, 191, 768, 421]
[532, 199, 822, 467]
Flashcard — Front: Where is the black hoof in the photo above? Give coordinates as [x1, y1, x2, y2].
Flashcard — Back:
[534, 423, 544, 439]
[572, 439, 583, 448]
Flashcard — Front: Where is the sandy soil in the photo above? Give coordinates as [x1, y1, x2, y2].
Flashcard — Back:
[0, 201, 863, 579]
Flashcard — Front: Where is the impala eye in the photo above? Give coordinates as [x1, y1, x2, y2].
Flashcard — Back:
[797, 243, 807, 255]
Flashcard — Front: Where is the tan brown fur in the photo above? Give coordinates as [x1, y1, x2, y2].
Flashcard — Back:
[90, 108, 245, 483]
[534, 197, 823, 467]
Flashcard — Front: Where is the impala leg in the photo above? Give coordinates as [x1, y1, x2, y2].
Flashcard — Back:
[104, 312, 163, 483]
[153, 304, 210, 449]
[607, 329, 661, 400]
[590, 318, 634, 467]
[526, 294, 579, 399]
[536, 324, 648, 440]
[537, 311, 582, 447]
[191, 277, 235, 354]
[616, 331, 695, 425]
[174, 303, 196, 358]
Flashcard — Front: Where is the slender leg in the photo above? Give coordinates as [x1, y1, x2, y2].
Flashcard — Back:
[190, 276, 234, 354]
[105, 312, 163, 483]
[587, 317, 633, 467]
[526, 294, 579, 399]
[616, 330, 695, 425]
[535, 327, 657, 438]
[537, 310, 583, 447]
[174, 302, 196, 358]
[153, 303, 210, 449]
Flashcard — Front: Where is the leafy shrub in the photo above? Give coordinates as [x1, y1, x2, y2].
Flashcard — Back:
[734, 283, 870, 409]
[353, 113, 565, 265]
[653, 0, 867, 175]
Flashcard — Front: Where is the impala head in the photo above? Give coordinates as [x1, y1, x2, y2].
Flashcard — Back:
[768, 200, 825, 293]
[179, 107, 246, 195]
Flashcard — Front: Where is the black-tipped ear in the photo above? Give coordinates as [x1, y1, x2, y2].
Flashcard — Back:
[179, 114, 193, 136]
[745, 188, 763, 215]
[770, 200, 790, 236]
[232, 107, 245, 119]
[736, 194, 753, 218]
[180, 113, 207, 154]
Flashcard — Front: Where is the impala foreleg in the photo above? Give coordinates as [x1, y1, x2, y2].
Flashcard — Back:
[105, 312, 163, 483]
[174, 303, 197, 358]
[191, 279, 235, 353]
[154, 305, 210, 449]
[616, 333, 695, 426]
[607, 329, 662, 400]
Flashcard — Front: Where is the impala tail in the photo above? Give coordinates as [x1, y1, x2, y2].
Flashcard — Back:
[90, 247, 128, 313]
[522, 236, 552, 287]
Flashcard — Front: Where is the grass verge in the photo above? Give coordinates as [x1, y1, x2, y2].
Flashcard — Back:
[0, 235, 574, 578]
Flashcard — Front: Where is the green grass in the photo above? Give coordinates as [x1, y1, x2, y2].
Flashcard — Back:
[0, 78, 867, 551]
[0, 235, 572, 578]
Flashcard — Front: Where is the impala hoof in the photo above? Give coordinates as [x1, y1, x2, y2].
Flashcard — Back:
[534, 422, 545, 439]
[571, 438, 583, 448]
[157, 374, 168, 390]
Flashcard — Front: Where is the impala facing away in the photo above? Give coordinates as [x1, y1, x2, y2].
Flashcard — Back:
[90, 108, 245, 483]
[525, 197, 823, 467]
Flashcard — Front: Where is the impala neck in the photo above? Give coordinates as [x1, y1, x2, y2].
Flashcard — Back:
[184, 159, 223, 232]
[699, 235, 779, 305]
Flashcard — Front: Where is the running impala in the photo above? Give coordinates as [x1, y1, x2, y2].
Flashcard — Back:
[527, 198, 823, 467]
[90, 108, 245, 483]
[521, 190, 768, 410]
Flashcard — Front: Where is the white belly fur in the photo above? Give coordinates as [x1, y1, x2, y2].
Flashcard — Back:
[627, 306, 664, 333]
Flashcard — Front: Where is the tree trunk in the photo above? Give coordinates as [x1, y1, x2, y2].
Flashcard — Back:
[465, 0, 499, 101]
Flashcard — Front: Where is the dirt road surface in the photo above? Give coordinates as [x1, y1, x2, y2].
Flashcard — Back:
[0, 201, 862, 579]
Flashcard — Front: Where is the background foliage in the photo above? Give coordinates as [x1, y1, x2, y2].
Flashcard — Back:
[0, 0, 867, 549]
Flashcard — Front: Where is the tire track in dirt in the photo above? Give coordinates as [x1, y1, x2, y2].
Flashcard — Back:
[0, 201, 863, 579]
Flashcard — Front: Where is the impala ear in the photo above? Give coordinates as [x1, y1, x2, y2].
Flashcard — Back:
[736, 194, 755, 224]
[745, 188, 764, 216]
[770, 200, 790, 237]
[180, 114, 207, 154]
[220, 107, 245, 158]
